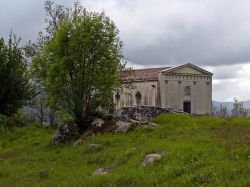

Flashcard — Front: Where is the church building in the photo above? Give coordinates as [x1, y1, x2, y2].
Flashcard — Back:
[114, 63, 213, 115]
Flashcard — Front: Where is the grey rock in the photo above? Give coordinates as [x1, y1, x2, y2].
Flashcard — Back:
[91, 118, 104, 128]
[73, 139, 84, 146]
[114, 109, 124, 117]
[93, 168, 112, 176]
[115, 120, 132, 133]
[133, 111, 144, 121]
[148, 122, 158, 127]
[88, 144, 101, 150]
[142, 153, 162, 166]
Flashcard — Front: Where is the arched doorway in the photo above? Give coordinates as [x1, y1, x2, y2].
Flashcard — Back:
[183, 86, 191, 114]
[135, 91, 142, 106]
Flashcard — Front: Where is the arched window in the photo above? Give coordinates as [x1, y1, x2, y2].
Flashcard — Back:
[115, 91, 120, 101]
[184, 86, 191, 96]
[135, 91, 142, 105]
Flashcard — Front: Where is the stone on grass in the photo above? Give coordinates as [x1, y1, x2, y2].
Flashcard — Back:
[91, 118, 104, 128]
[142, 153, 162, 166]
[148, 122, 158, 127]
[88, 144, 101, 150]
[115, 120, 132, 133]
[93, 168, 112, 176]
[73, 139, 84, 146]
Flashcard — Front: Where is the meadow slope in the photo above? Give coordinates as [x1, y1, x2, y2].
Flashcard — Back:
[0, 114, 250, 187]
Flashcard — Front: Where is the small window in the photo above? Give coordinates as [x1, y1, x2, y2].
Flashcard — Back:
[184, 86, 191, 96]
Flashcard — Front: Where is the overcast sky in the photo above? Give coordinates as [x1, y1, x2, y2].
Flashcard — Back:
[1, 0, 250, 102]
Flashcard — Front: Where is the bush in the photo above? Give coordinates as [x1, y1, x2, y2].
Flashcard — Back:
[0, 114, 7, 131]
[0, 111, 26, 130]
[6, 111, 26, 127]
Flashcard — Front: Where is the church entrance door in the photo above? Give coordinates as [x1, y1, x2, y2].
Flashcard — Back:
[183, 101, 191, 114]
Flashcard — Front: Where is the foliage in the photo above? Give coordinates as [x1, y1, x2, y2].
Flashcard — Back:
[0, 111, 26, 131]
[0, 114, 7, 131]
[32, 2, 124, 128]
[0, 33, 32, 116]
[0, 114, 250, 186]
[231, 98, 248, 118]
[23, 1, 76, 127]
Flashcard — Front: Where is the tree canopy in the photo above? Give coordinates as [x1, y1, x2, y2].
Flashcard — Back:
[0, 33, 32, 116]
[32, 3, 124, 128]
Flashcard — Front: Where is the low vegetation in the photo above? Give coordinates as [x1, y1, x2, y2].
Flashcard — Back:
[0, 114, 249, 186]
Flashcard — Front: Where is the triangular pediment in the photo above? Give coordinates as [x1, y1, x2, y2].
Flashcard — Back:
[161, 63, 213, 76]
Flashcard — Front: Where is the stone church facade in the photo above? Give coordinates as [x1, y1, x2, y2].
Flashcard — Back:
[114, 63, 213, 115]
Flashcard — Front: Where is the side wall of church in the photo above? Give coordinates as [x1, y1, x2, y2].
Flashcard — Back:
[159, 73, 212, 115]
[114, 81, 159, 109]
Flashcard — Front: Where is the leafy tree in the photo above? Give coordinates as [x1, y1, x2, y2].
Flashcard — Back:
[231, 98, 248, 118]
[23, 1, 77, 126]
[0, 33, 32, 116]
[32, 2, 124, 128]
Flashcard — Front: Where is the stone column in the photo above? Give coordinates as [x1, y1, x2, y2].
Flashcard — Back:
[165, 80, 168, 108]
[192, 81, 196, 114]
[178, 81, 182, 110]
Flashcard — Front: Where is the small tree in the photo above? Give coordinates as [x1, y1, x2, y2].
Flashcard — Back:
[32, 2, 124, 128]
[231, 98, 248, 118]
[218, 104, 228, 117]
[0, 33, 32, 116]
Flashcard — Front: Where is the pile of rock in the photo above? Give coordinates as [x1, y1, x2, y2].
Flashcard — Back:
[119, 106, 170, 119]
[51, 123, 81, 145]
[51, 106, 182, 143]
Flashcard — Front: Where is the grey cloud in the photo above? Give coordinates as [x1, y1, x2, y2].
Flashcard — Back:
[208, 65, 240, 80]
[88, 0, 250, 67]
[0, 0, 74, 43]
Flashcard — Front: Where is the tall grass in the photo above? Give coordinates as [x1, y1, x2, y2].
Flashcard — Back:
[0, 114, 249, 186]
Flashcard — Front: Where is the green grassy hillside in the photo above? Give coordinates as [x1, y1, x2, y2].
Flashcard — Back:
[0, 114, 250, 187]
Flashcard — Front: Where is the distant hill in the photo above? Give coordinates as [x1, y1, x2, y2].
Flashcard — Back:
[212, 100, 250, 111]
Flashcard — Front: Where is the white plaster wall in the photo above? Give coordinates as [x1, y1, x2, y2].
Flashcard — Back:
[114, 81, 158, 109]
[159, 73, 212, 115]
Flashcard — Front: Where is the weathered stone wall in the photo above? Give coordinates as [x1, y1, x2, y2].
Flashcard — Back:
[114, 81, 159, 109]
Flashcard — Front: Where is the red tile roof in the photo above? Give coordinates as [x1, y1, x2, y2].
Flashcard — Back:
[121, 67, 171, 82]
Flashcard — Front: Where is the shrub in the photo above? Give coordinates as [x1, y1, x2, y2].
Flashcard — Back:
[0, 111, 26, 130]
